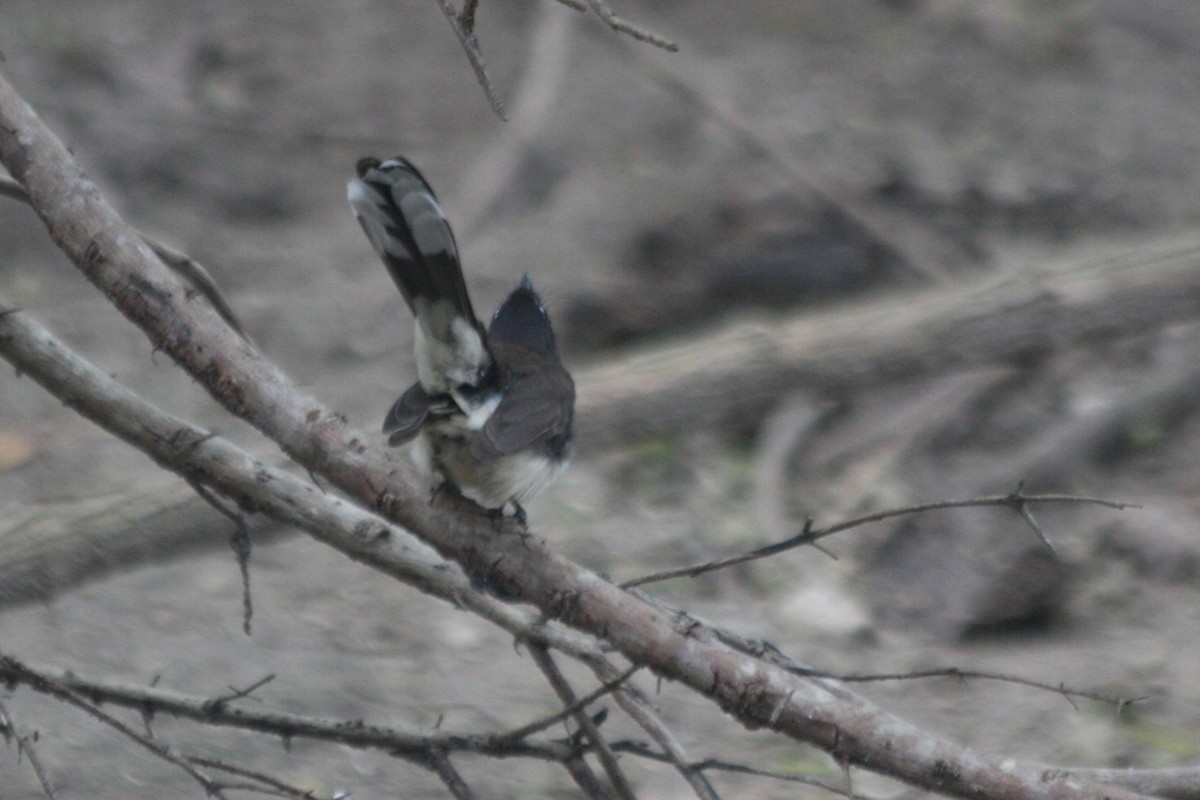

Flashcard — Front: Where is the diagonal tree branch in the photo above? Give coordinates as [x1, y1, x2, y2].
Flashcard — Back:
[0, 69, 1158, 800]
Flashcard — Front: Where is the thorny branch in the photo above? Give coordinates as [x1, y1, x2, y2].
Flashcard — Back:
[0, 653, 870, 798]
[0, 654, 574, 763]
[0, 656, 227, 798]
[792, 667, 1145, 712]
[621, 490, 1137, 588]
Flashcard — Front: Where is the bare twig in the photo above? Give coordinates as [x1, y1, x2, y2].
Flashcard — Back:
[0, 697, 57, 799]
[790, 667, 1146, 711]
[495, 664, 639, 746]
[433, 0, 508, 120]
[1013, 483, 1058, 555]
[145, 235, 251, 342]
[0, 175, 249, 340]
[457, 1, 577, 237]
[0, 655, 572, 762]
[186, 478, 255, 633]
[611, 739, 866, 798]
[203, 673, 277, 712]
[621, 491, 1137, 588]
[704, 620, 1147, 712]
[431, 0, 675, 120]
[570, 0, 678, 51]
[186, 755, 331, 800]
[0, 655, 226, 798]
[426, 749, 477, 800]
[0, 481, 291, 611]
[458, 0, 480, 34]
[561, 753, 619, 800]
[529, 645, 637, 800]
[589, 659, 723, 800]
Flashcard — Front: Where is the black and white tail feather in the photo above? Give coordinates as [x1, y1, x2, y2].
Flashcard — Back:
[348, 157, 574, 517]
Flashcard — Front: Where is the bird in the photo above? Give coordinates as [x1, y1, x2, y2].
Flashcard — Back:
[347, 156, 575, 523]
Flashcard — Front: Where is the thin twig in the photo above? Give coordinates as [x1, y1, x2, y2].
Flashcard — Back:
[707, 623, 1146, 711]
[494, 664, 639, 746]
[433, 0, 508, 120]
[612, 740, 861, 798]
[594, 662, 723, 800]
[577, 0, 678, 51]
[0, 175, 250, 341]
[1012, 480, 1058, 555]
[790, 667, 1145, 711]
[426, 749, 477, 800]
[433, 0, 675, 120]
[457, 1, 577, 238]
[0, 655, 226, 798]
[187, 755, 330, 800]
[561, 752, 618, 800]
[187, 478, 254, 634]
[529, 645, 637, 800]
[0, 653, 572, 761]
[203, 673, 277, 712]
[622, 491, 1138, 588]
[145, 235, 251, 342]
[0, 697, 58, 799]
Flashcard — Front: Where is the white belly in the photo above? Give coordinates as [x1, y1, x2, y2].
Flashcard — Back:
[408, 429, 566, 509]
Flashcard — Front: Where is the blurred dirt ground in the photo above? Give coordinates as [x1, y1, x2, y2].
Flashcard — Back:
[1, 1, 1199, 798]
